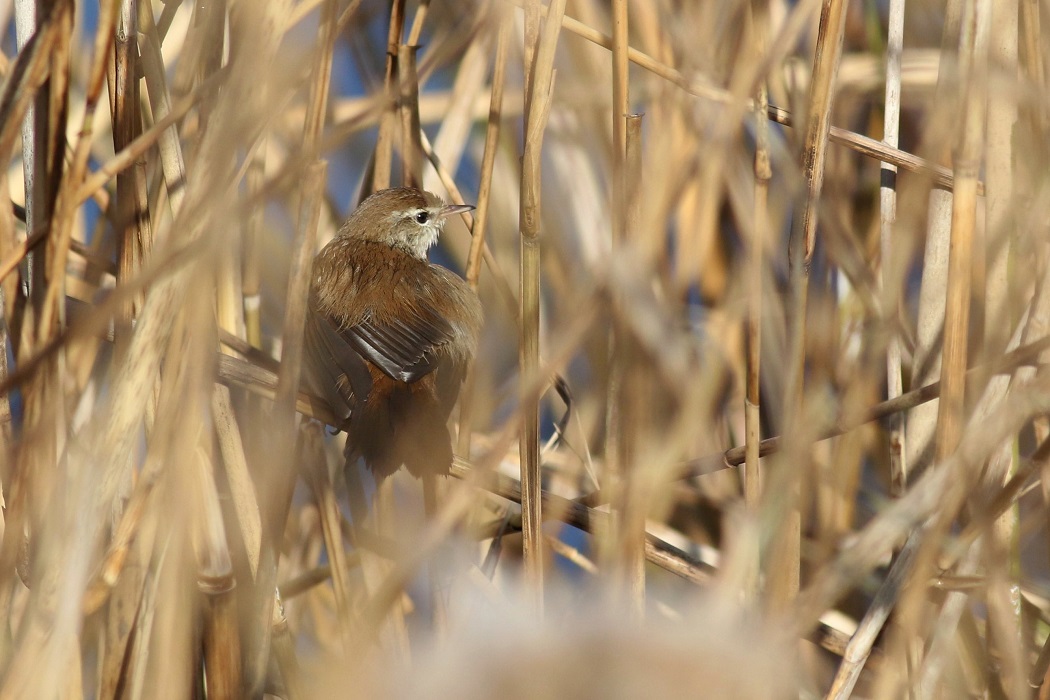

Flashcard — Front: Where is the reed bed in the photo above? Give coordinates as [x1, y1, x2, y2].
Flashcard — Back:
[0, 0, 1048, 697]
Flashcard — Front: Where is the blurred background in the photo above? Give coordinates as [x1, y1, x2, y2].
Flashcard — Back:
[0, 0, 1049, 697]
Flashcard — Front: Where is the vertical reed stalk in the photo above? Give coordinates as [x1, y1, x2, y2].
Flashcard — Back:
[457, 12, 511, 458]
[0, 0, 1045, 695]
[825, 0, 910, 691]
[243, 146, 265, 349]
[519, 0, 545, 607]
[775, 0, 851, 609]
[876, 6, 991, 691]
[881, 0, 907, 496]
[611, 0, 628, 244]
[111, 0, 150, 344]
[746, 0, 770, 516]
[979, 1, 1023, 695]
[519, 0, 567, 608]
[373, 0, 406, 192]
[264, 0, 337, 645]
[933, 0, 988, 461]
[621, 112, 646, 618]
[464, 13, 510, 289]
[604, 0, 636, 611]
[398, 44, 422, 188]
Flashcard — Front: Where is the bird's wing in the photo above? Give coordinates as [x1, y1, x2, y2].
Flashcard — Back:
[340, 301, 456, 383]
[305, 305, 373, 412]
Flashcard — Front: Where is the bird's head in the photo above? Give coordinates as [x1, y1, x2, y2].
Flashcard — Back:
[340, 187, 473, 260]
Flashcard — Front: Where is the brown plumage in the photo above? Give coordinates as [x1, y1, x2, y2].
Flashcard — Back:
[303, 188, 482, 479]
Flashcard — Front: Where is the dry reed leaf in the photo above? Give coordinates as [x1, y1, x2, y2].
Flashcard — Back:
[0, 0, 1047, 697]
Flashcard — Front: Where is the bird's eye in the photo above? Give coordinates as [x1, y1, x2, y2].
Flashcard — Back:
[414, 211, 430, 224]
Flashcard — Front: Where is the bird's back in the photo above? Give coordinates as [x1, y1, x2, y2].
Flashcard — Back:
[304, 237, 481, 478]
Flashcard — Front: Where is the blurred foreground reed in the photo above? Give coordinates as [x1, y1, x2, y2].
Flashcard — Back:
[1, 0, 1049, 697]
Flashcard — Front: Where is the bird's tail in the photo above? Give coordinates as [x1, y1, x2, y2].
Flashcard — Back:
[350, 385, 453, 480]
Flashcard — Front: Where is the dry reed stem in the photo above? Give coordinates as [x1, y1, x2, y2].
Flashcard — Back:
[946, 435, 1050, 566]
[0, 331, 8, 460]
[211, 384, 262, 578]
[518, 0, 566, 607]
[775, 0, 851, 611]
[75, 76, 216, 207]
[12, 0, 43, 293]
[270, 155, 324, 518]
[242, 143, 265, 348]
[446, 459, 865, 660]
[418, 130, 517, 314]
[191, 436, 235, 592]
[423, 18, 488, 193]
[464, 13, 510, 289]
[303, 0, 338, 154]
[102, 293, 202, 700]
[900, 0, 963, 519]
[881, 0, 907, 497]
[349, 476, 481, 656]
[0, 13, 65, 570]
[881, 0, 987, 651]
[680, 334, 1050, 480]
[98, 533, 147, 697]
[826, 531, 919, 699]
[619, 112, 646, 617]
[880, 307, 1037, 695]
[1035, 639, 1050, 695]
[742, 1, 772, 608]
[456, 12, 511, 460]
[203, 588, 242, 698]
[88, 11, 190, 527]
[793, 0, 851, 290]
[1, 0, 1048, 695]
[400, 33, 445, 634]
[611, 0, 628, 243]
[1019, 0, 1046, 165]
[398, 44, 422, 188]
[980, 1, 1024, 694]
[6, 272, 1044, 587]
[780, 107, 967, 192]
[673, 0, 802, 292]
[373, 0, 406, 192]
[825, 0, 909, 686]
[110, 0, 151, 338]
[137, 4, 186, 216]
[195, 440, 242, 696]
[270, 591, 304, 700]
[273, 0, 336, 420]
[353, 478, 412, 660]
[602, 0, 634, 612]
[414, 125, 524, 473]
[82, 447, 161, 615]
[31, 0, 72, 342]
[449, 460, 705, 582]
[301, 424, 355, 651]
[746, 0, 770, 517]
[914, 253, 1048, 695]
[933, 0, 988, 461]
[406, 0, 431, 46]
[36, 0, 114, 435]
[793, 369, 1050, 632]
[505, 0, 962, 190]
[212, 324, 1050, 507]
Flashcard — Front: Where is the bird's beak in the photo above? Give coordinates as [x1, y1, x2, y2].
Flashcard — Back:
[438, 203, 475, 219]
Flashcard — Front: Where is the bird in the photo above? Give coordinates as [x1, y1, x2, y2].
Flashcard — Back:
[303, 187, 482, 481]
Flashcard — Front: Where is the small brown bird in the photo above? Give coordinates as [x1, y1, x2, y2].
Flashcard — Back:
[304, 187, 482, 480]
